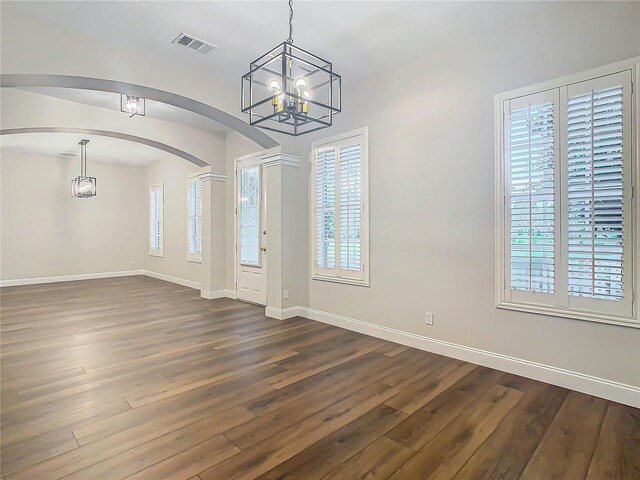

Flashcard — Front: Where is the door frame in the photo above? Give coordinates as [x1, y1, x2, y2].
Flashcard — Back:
[233, 147, 279, 304]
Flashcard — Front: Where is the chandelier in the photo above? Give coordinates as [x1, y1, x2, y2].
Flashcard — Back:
[121, 94, 145, 117]
[241, 0, 341, 136]
[71, 139, 96, 198]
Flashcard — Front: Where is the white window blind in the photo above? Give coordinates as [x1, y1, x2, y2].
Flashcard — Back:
[339, 144, 362, 272]
[497, 65, 636, 325]
[316, 148, 336, 269]
[149, 183, 163, 257]
[312, 128, 369, 286]
[187, 176, 203, 263]
[508, 99, 556, 295]
[567, 86, 624, 301]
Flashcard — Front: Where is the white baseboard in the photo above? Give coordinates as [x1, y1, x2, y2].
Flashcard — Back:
[298, 307, 640, 408]
[201, 289, 236, 300]
[142, 270, 201, 290]
[0, 269, 233, 301]
[0, 270, 145, 287]
[265, 306, 303, 320]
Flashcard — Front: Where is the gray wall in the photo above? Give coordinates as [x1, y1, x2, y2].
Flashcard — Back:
[301, 2, 640, 386]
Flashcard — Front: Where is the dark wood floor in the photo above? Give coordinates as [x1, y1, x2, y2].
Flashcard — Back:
[1, 277, 638, 479]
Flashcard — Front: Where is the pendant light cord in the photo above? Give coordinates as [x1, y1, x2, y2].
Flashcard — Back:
[287, 0, 293, 43]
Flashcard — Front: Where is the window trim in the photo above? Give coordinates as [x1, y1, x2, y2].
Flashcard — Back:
[186, 173, 203, 264]
[495, 57, 640, 328]
[311, 127, 370, 287]
[149, 182, 164, 258]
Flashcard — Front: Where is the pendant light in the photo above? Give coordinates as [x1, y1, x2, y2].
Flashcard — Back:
[120, 94, 145, 117]
[71, 139, 97, 198]
[241, 0, 341, 136]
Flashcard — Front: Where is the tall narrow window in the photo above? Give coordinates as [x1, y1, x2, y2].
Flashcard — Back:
[187, 175, 203, 263]
[496, 63, 636, 325]
[239, 166, 261, 266]
[312, 128, 369, 286]
[149, 183, 163, 257]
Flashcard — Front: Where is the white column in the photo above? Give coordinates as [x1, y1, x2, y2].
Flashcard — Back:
[199, 172, 228, 299]
[262, 153, 300, 318]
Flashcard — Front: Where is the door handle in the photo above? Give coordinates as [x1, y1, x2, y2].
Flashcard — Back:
[261, 247, 267, 252]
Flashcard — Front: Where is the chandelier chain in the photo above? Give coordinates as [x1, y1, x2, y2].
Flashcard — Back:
[287, 0, 293, 43]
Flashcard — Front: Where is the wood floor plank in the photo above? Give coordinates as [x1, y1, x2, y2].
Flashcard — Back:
[257, 403, 407, 480]
[0, 427, 78, 476]
[199, 383, 400, 480]
[586, 402, 640, 480]
[321, 436, 414, 480]
[72, 364, 281, 446]
[62, 420, 238, 480]
[226, 362, 394, 450]
[385, 361, 476, 414]
[6, 405, 253, 480]
[1, 397, 131, 448]
[385, 366, 505, 451]
[520, 391, 608, 480]
[453, 381, 569, 480]
[388, 384, 524, 479]
[122, 435, 239, 480]
[241, 352, 389, 416]
[2, 277, 636, 479]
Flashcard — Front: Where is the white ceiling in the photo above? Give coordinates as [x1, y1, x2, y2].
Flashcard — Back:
[1, 133, 165, 167]
[1, 1, 544, 164]
[2, 1, 542, 84]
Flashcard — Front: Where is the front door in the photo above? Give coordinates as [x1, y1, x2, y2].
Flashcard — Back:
[235, 159, 267, 305]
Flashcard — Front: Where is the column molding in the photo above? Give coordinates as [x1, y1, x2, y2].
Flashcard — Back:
[198, 172, 228, 182]
[262, 153, 300, 168]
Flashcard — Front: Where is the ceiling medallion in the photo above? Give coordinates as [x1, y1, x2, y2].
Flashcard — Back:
[241, 0, 341, 136]
[71, 139, 97, 198]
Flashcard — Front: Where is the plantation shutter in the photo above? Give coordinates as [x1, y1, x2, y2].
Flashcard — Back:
[563, 70, 633, 317]
[196, 180, 202, 256]
[149, 184, 163, 256]
[339, 143, 363, 277]
[505, 90, 560, 304]
[316, 147, 337, 272]
[187, 177, 203, 262]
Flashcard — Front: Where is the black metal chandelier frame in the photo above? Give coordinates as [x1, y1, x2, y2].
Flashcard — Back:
[241, 0, 341, 136]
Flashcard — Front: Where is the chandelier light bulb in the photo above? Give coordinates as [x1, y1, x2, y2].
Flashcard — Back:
[269, 80, 284, 112]
[295, 78, 307, 88]
[269, 80, 281, 91]
[126, 96, 139, 113]
[300, 89, 311, 113]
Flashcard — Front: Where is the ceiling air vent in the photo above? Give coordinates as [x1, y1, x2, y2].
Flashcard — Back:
[173, 32, 218, 55]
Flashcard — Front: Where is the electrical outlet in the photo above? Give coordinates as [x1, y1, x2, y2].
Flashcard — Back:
[130, 261, 135, 268]
[425, 312, 434, 326]
[283, 289, 289, 299]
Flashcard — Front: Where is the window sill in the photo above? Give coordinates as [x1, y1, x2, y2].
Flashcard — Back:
[187, 258, 202, 264]
[496, 301, 639, 329]
[149, 251, 163, 258]
[312, 274, 369, 287]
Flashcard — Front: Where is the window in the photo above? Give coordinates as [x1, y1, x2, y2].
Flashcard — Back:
[312, 127, 369, 286]
[187, 175, 203, 263]
[239, 165, 261, 266]
[496, 61, 638, 326]
[149, 183, 163, 257]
